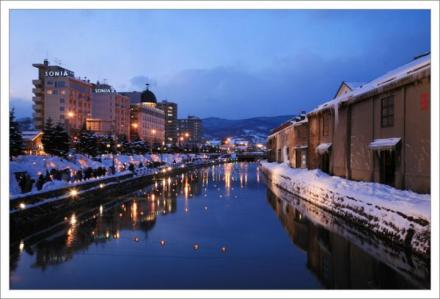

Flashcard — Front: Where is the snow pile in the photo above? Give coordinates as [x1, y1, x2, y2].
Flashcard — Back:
[71, 154, 106, 170]
[10, 153, 215, 197]
[10, 155, 81, 179]
[261, 161, 430, 255]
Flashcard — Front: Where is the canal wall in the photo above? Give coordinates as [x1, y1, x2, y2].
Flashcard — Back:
[10, 161, 225, 238]
[260, 161, 430, 258]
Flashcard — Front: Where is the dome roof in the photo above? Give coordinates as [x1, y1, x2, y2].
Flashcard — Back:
[141, 84, 157, 103]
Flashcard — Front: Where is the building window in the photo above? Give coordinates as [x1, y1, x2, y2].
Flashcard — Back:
[60, 106, 64, 111]
[381, 96, 394, 128]
[55, 81, 65, 88]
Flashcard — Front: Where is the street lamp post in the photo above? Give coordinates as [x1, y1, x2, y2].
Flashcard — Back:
[151, 129, 156, 154]
[66, 111, 75, 137]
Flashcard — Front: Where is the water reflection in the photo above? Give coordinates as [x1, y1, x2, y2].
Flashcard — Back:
[266, 188, 430, 289]
[15, 176, 182, 272]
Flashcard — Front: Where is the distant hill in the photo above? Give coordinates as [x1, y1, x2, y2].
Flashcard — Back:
[202, 115, 294, 143]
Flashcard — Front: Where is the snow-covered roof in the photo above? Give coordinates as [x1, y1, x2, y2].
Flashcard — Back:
[268, 120, 295, 137]
[309, 54, 431, 115]
[368, 138, 401, 150]
[269, 114, 308, 138]
[22, 131, 42, 141]
[315, 143, 332, 154]
[293, 118, 308, 127]
[345, 81, 365, 90]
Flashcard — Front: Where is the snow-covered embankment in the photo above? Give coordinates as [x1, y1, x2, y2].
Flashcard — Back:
[260, 161, 430, 256]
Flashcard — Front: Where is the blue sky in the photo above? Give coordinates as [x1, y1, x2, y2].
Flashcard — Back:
[10, 9, 430, 119]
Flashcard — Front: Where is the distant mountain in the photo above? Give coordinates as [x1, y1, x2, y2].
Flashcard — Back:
[17, 117, 34, 132]
[202, 115, 294, 143]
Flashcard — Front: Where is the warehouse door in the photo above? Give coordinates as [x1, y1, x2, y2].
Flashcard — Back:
[379, 151, 395, 186]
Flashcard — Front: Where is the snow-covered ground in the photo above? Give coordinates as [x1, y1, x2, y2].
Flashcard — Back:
[10, 153, 209, 198]
[261, 161, 430, 255]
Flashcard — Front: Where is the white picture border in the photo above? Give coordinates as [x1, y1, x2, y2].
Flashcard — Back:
[1, 1, 439, 298]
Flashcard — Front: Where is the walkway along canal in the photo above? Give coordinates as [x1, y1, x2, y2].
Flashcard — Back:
[10, 162, 430, 289]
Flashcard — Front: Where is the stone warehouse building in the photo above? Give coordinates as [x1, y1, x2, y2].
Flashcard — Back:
[267, 112, 308, 168]
[267, 53, 430, 194]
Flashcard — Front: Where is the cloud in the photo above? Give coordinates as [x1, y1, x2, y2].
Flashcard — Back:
[129, 75, 157, 90]
[151, 51, 392, 119]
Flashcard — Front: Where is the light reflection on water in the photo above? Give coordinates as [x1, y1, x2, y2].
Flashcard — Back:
[10, 163, 429, 289]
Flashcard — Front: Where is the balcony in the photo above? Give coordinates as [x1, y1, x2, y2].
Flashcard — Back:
[32, 96, 42, 103]
[32, 87, 43, 95]
[32, 79, 43, 87]
[32, 104, 43, 112]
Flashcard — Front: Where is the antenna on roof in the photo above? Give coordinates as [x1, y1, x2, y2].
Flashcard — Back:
[54, 58, 62, 66]
[146, 83, 150, 90]
[103, 78, 108, 84]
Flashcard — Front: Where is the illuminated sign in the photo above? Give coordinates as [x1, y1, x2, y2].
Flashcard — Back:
[45, 70, 73, 77]
[94, 88, 113, 93]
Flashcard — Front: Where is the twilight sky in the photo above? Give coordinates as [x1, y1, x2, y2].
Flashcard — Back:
[9, 9, 430, 119]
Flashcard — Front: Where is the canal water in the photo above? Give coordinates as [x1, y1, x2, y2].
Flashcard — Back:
[10, 162, 429, 289]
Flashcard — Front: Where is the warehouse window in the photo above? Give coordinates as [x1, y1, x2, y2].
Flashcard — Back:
[381, 95, 394, 128]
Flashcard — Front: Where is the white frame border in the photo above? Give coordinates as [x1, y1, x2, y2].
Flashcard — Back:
[1, 1, 439, 298]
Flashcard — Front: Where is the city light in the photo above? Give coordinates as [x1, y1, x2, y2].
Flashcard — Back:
[70, 214, 77, 225]
[70, 189, 78, 197]
[19, 203, 26, 210]
[131, 123, 138, 129]
[67, 111, 75, 118]
[160, 240, 166, 247]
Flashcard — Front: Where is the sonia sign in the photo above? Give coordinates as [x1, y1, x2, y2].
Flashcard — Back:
[94, 88, 113, 93]
[45, 70, 73, 77]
